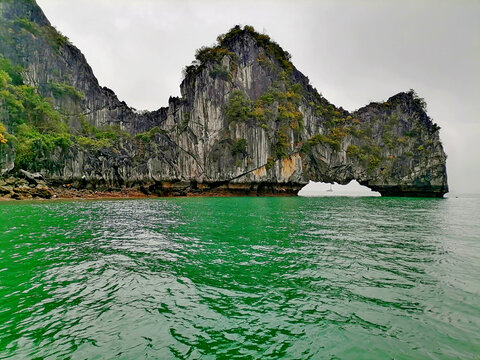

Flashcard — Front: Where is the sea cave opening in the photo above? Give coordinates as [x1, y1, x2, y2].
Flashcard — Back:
[298, 180, 381, 197]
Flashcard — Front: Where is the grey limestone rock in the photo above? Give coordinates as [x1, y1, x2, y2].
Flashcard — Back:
[0, 1, 448, 197]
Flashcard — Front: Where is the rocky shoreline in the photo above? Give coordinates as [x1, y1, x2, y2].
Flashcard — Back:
[0, 171, 149, 200]
[0, 175, 53, 200]
[0, 186, 301, 201]
[0, 171, 303, 200]
[0, 171, 447, 200]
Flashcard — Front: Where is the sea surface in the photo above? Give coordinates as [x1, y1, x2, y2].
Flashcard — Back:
[0, 195, 479, 359]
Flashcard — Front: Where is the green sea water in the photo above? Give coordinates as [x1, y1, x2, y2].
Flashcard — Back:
[0, 196, 479, 359]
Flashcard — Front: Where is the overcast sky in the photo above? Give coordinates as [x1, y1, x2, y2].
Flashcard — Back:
[36, 0, 480, 194]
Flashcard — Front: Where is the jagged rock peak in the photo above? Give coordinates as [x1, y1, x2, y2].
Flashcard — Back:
[182, 25, 294, 85]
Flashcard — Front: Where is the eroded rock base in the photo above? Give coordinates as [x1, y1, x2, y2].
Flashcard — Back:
[1, 176, 448, 200]
[369, 185, 448, 198]
[0, 177, 54, 200]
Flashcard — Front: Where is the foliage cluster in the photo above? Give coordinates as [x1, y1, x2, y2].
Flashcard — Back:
[301, 106, 398, 173]
[12, 17, 69, 52]
[49, 82, 84, 100]
[75, 136, 111, 150]
[303, 134, 341, 152]
[346, 144, 361, 157]
[218, 25, 293, 72]
[0, 57, 23, 86]
[183, 45, 237, 79]
[135, 126, 166, 142]
[13, 18, 40, 36]
[184, 25, 294, 80]
[0, 122, 8, 145]
[252, 83, 303, 127]
[209, 64, 231, 81]
[257, 52, 276, 72]
[0, 56, 132, 171]
[266, 156, 275, 170]
[408, 89, 427, 112]
[79, 118, 130, 149]
[13, 123, 72, 170]
[225, 78, 304, 160]
[0, 56, 75, 169]
[273, 130, 290, 159]
[195, 46, 237, 65]
[225, 90, 252, 123]
[231, 138, 247, 156]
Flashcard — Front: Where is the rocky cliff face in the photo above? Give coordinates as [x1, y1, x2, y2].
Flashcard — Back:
[0, 0, 448, 197]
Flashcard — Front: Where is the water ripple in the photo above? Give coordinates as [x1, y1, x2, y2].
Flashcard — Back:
[0, 196, 479, 359]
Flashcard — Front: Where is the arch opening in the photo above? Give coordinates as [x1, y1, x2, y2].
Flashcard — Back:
[298, 180, 381, 197]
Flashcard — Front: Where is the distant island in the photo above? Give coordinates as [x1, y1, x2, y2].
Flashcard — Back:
[0, 0, 448, 199]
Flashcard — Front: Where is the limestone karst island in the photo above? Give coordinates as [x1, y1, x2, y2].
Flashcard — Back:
[0, 0, 448, 199]
[3, 2, 480, 360]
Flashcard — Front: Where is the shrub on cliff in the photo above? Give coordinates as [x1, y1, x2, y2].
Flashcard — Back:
[231, 138, 247, 156]
[0, 122, 8, 145]
[273, 132, 290, 159]
[49, 82, 84, 100]
[346, 145, 361, 157]
[13, 124, 72, 171]
[209, 64, 231, 81]
[306, 134, 341, 152]
[226, 90, 252, 122]
[76, 136, 112, 150]
[135, 126, 166, 142]
[218, 25, 293, 72]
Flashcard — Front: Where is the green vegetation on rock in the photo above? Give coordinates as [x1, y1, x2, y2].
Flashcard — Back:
[183, 25, 294, 81]
[183, 42, 237, 80]
[0, 122, 8, 145]
[226, 90, 252, 123]
[209, 64, 231, 81]
[266, 156, 275, 170]
[231, 138, 247, 156]
[247, 78, 304, 160]
[273, 131, 290, 159]
[218, 25, 293, 73]
[0, 56, 73, 170]
[177, 113, 190, 133]
[304, 134, 341, 152]
[13, 123, 72, 171]
[0, 55, 131, 170]
[75, 136, 111, 151]
[78, 118, 132, 150]
[10, 17, 69, 52]
[135, 126, 166, 142]
[346, 144, 361, 157]
[49, 82, 84, 100]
